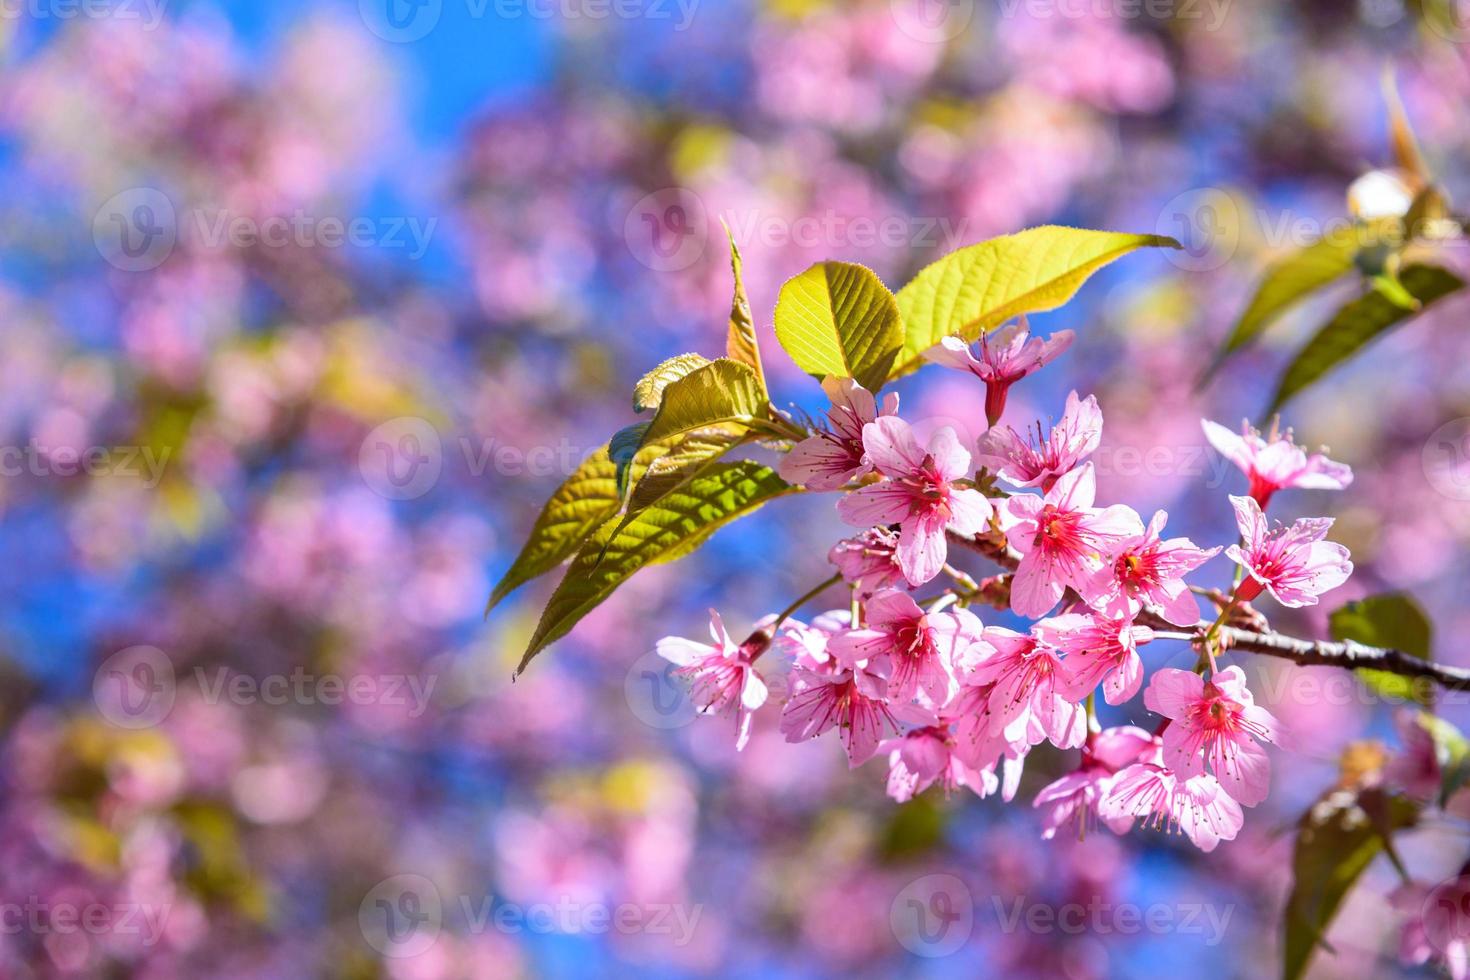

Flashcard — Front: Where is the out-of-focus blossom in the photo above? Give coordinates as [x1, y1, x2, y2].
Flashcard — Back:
[1202, 419, 1353, 509]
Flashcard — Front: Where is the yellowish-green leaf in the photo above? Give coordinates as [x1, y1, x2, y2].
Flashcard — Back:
[890, 226, 1181, 380]
[486, 438, 664, 612]
[517, 462, 794, 673]
[1330, 593, 1433, 707]
[1283, 787, 1419, 980]
[640, 358, 770, 448]
[1202, 235, 1357, 384]
[633, 354, 710, 413]
[1269, 263, 1464, 412]
[723, 225, 766, 388]
[774, 261, 902, 392]
[596, 423, 751, 560]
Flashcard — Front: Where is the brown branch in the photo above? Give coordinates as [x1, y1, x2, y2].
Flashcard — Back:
[945, 530, 1470, 692]
[1216, 627, 1470, 691]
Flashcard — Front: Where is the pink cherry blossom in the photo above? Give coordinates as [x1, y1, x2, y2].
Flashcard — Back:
[656, 610, 771, 751]
[878, 725, 998, 802]
[1088, 510, 1219, 627]
[1036, 611, 1155, 705]
[1392, 881, 1470, 980]
[922, 318, 1074, 424]
[829, 590, 981, 705]
[837, 416, 994, 587]
[773, 609, 852, 671]
[779, 375, 899, 491]
[827, 527, 906, 599]
[1144, 666, 1280, 806]
[1385, 710, 1443, 801]
[1097, 761, 1244, 852]
[1000, 462, 1142, 617]
[955, 625, 1086, 749]
[1202, 418, 1353, 509]
[975, 389, 1102, 491]
[1225, 495, 1353, 607]
[1032, 725, 1157, 840]
[780, 657, 896, 767]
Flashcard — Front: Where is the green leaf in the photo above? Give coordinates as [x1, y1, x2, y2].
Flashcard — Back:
[640, 358, 771, 447]
[633, 354, 710, 413]
[890, 226, 1181, 380]
[485, 438, 662, 612]
[773, 261, 903, 392]
[1330, 593, 1434, 706]
[517, 461, 794, 673]
[596, 423, 751, 560]
[722, 225, 766, 388]
[1282, 787, 1419, 980]
[1202, 236, 1357, 384]
[1269, 263, 1464, 412]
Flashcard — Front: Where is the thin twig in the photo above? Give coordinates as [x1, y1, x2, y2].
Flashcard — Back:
[945, 530, 1470, 692]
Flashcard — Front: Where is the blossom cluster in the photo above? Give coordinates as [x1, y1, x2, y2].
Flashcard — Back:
[658, 321, 1356, 851]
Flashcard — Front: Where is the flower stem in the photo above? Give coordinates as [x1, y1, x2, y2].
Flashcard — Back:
[773, 572, 844, 630]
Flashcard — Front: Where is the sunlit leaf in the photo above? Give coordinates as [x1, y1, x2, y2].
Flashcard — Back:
[890, 226, 1180, 380]
[597, 423, 751, 557]
[1202, 236, 1357, 384]
[774, 261, 903, 392]
[1269, 263, 1464, 412]
[1329, 593, 1434, 706]
[1282, 787, 1419, 980]
[639, 358, 771, 447]
[486, 438, 664, 612]
[633, 354, 710, 413]
[723, 225, 766, 387]
[517, 462, 794, 673]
